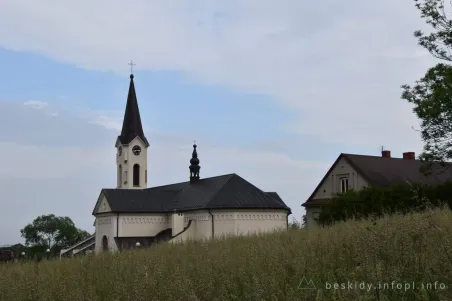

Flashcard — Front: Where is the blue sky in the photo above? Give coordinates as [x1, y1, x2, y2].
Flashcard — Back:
[0, 0, 438, 244]
[0, 48, 294, 147]
[0, 47, 362, 159]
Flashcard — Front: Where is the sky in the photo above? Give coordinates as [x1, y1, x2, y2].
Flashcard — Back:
[0, 0, 439, 244]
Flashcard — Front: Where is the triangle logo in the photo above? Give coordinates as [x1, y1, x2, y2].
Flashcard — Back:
[297, 276, 316, 289]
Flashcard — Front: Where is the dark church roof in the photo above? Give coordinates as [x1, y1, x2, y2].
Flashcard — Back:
[303, 152, 452, 207]
[94, 173, 291, 214]
[117, 74, 149, 147]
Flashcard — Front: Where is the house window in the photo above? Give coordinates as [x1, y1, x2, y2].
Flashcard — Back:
[118, 164, 122, 187]
[133, 164, 140, 186]
[312, 212, 320, 220]
[340, 178, 349, 193]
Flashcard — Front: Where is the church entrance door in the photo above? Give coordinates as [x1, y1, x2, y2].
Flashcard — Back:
[102, 236, 108, 251]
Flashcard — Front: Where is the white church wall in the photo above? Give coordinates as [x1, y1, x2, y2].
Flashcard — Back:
[118, 214, 170, 237]
[94, 209, 289, 253]
[171, 213, 184, 237]
[213, 211, 236, 239]
[95, 214, 118, 253]
[233, 210, 288, 236]
[116, 137, 148, 190]
[170, 213, 198, 243]
[170, 224, 193, 244]
[180, 221, 196, 241]
[183, 211, 212, 241]
[180, 209, 288, 241]
[206, 209, 287, 238]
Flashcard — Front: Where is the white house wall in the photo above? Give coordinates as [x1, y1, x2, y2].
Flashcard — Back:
[305, 207, 322, 229]
[306, 157, 370, 228]
[311, 157, 369, 200]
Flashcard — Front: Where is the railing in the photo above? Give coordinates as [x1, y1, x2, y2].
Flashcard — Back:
[60, 235, 95, 258]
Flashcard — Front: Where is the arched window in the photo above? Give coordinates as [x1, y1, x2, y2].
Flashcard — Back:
[133, 164, 140, 186]
[102, 236, 108, 252]
[118, 164, 122, 187]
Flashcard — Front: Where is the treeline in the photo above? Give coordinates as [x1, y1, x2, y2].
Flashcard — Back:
[0, 244, 57, 262]
[0, 214, 91, 262]
[317, 181, 452, 226]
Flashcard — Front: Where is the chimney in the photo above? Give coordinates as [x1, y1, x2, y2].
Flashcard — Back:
[403, 152, 415, 160]
[381, 150, 391, 158]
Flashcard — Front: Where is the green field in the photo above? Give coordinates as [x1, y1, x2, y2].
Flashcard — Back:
[0, 209, 451, 301]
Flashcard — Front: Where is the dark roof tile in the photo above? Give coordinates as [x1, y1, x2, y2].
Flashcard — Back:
[266, 192, 285, 205]
[344, 154, 452, 186]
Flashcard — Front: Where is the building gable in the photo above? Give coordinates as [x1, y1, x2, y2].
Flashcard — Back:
[303, 154, 370, 207]
[97, 196, 112, 213]
[92, 192, 112, 215]
[302, 151, 452, 209]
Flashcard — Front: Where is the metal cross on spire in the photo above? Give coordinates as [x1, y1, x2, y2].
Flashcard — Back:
[128, 60, 136, 74]
[193, 140, 196, 145]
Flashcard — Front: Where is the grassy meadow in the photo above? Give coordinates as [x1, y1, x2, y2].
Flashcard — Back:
[0, 209, 451, 301]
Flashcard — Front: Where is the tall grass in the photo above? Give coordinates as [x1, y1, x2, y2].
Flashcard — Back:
[0, 208, 451, 301]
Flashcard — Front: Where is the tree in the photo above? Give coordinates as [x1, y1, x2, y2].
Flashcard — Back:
[288, 217, 301, 230]
[20, 214, 91, 252]
[301, 214, 307, 228]
[402, 0, 452, 168]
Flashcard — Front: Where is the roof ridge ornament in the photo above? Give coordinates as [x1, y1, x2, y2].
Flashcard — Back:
[128, 60, 136, 75]
[189, 142, 201, 183]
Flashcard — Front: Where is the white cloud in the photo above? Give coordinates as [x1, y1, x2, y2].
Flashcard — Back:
[0, 142, 112, 179]
[24, 100, 48, 110]
[0, 0, 437, 151]
[89, 115, 123, 131]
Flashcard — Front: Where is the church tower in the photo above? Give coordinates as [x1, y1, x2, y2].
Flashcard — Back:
[115, 72, 149, 189]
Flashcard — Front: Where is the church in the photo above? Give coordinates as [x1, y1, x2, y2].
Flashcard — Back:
[61, 71, 291, 257]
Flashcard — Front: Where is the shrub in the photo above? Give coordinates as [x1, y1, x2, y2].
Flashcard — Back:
[318, 181, 452, 226]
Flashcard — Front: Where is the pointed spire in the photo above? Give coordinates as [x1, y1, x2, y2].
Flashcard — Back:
[117, 72, 149, 146]
[189, 142, 200, 182]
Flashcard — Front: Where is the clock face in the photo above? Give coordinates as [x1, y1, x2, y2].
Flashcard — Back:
[132, 145, 141, 156]
[118, 146, 122, 156]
